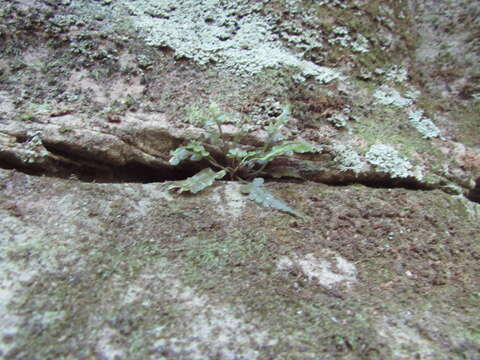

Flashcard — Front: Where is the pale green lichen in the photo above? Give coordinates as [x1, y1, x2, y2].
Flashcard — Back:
[333, 143, 365, 174]
[328, 25, 369, 53]
[404, 88, 421, 100]
[384, 65, 408, 83]
[365, 144, 420, 179]
[317, 0, 348, 9]
[453, 194, 480, 221]
[328, 26, 351, 47]
[18, 131, 49, 164]
[373, 86, 413, 108]
[329, 112, 349, 128]
[328, 105, 353, 129]
[351, 34, 370, 53]
[279, 23, 324, 54]
[121, 0, 342, 83]
[408, 109, 441, 139]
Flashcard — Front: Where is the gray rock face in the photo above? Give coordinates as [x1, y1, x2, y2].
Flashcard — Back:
[411, 0, 480, 98]
[0, 0, 479, 194]
[0, 1, 479, 358]
[1, 169, 479, 359]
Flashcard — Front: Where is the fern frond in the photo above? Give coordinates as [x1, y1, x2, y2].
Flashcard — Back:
[240, 178, 307, 220]
[265, 106, 290, 142]
[168, 168, 226, 194]
[250, 141, 317, 163]
[169, 142, 210, 165]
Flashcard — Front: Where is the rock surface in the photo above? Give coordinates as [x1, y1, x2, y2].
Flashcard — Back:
[0, 0, 479, 359]
[1, 169, 480, 359]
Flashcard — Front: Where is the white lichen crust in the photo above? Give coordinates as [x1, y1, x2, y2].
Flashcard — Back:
[408, 109, 441, 139]
[333, 143, 365, 174]
[122, 0, 342, 82]
[373, 86, 413, 108]
[365, 144, 418, 179]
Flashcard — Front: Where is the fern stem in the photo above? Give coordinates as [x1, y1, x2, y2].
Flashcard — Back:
[215, 119, 228, 154]
[207, 155, 227, 171]
[248, 161, 270, 178]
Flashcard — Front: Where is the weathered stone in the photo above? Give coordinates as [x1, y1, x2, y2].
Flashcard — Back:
[0, 0, 479, 358]
[0, 169, 479, 359]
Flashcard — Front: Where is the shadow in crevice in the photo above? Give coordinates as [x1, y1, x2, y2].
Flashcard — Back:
[1, 151, 479, 205]
[0, 157, 204, 184]
[298, 171, 437, 192]
[466, 178, 480, 204]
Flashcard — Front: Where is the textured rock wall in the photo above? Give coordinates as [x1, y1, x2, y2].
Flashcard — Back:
[1, 169, 479, 359]
[0, 1, 480, 358]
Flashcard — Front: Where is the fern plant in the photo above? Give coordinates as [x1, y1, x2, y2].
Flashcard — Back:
[168, 104, 316, 220]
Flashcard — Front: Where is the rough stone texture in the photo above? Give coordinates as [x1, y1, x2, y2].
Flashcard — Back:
[1, 169, 479, 359]
[0, 0, 480, 358]
[411, 0, 480, 98]
[1, 0, 479, 192]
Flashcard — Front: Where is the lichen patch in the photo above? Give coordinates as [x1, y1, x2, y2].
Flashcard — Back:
[375, 315, 437, 360]
[121, 0, 341, 82]
[278, 251, 357, 289]
[0, 92, 15, 114]
[96, 327, 127, 360]
[212, 182, 246, 221]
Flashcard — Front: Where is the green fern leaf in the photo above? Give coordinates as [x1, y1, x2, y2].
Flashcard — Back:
[227, 148, 249, 159]
[169, 142, 210, 165]
[168, 168, 226, 194]
[240, 178, 307, 220]
[265, 107, 290, 141]
[251, 141, 317, 163]
[169, 147, 191, 165]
